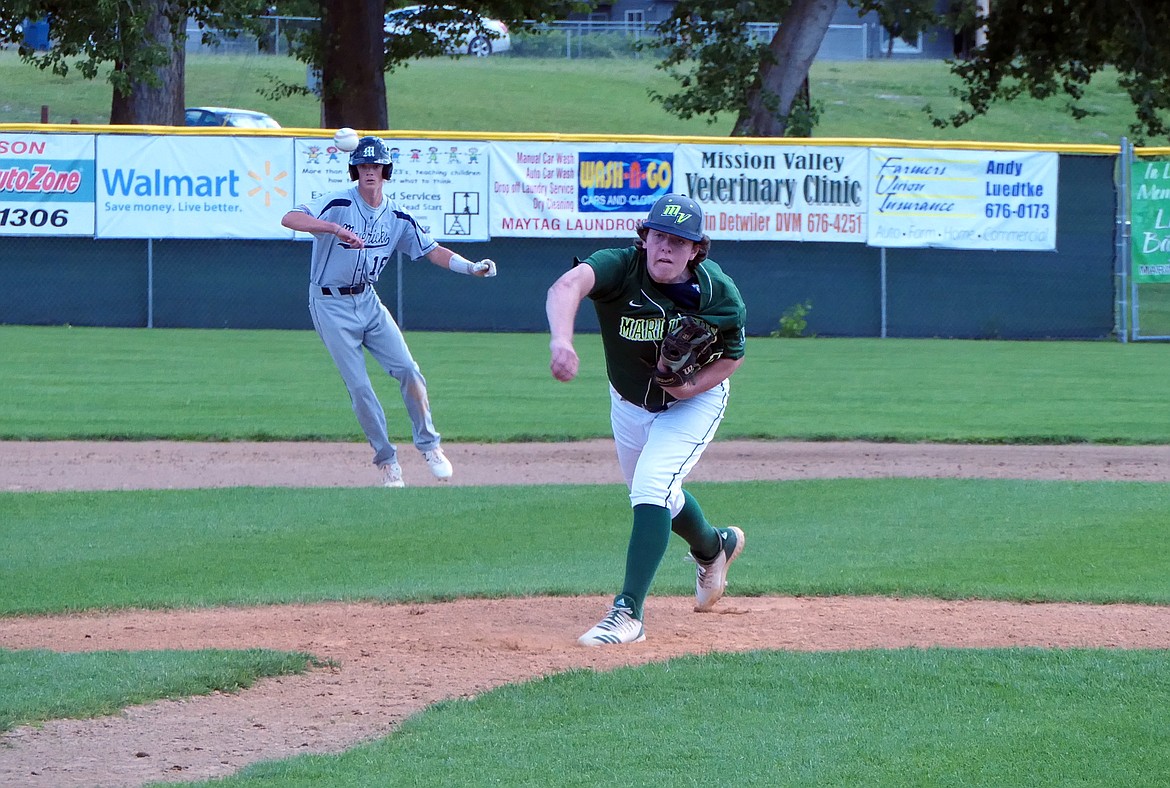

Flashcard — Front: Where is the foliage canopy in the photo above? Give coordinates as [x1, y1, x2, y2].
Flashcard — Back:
[0, 0, 1167, 140]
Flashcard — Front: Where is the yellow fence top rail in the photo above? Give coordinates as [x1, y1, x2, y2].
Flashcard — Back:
[0, 122, 1136, 156]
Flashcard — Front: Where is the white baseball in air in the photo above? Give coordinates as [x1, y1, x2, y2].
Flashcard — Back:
[333, 127, 359, 152]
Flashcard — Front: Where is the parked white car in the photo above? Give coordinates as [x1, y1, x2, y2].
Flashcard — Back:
[384, 5, 511, 57]
[185, 107, 281, 129]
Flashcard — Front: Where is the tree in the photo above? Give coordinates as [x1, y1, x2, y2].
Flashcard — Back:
[652, 0, 1170, 142]
[0, 1, 579, 127]
[0, 0, 271, 125]
[648, 0, 973, 136]
[316, 0, 386, 130]
[649, 0, 960, 137]
[735, 0, 838, 136]
[645, 0, 832, 138]
[281, 2, 583, 129]
[936, 0, 1170, 142]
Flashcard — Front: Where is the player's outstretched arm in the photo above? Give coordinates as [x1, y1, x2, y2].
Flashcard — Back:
[280, 210, 364, 248]
[425, 246, 497, 277]
[546, 265, 595, 382]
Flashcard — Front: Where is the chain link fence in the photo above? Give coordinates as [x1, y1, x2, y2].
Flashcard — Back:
[185, 17, 875, 61]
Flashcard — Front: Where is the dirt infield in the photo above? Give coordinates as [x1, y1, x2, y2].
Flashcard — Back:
[2, 439, 1169, 788]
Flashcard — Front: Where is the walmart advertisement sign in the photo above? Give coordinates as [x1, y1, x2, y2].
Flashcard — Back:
[96, 136, 295, 238]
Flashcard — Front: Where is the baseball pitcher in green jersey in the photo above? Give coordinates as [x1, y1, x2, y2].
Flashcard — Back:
[546, 193, 748, 646]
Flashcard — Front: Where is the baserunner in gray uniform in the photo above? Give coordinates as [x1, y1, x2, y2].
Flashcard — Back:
[281, 136, 497, 487]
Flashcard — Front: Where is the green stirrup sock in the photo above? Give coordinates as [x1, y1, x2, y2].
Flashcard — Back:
[619, 504, 673, 620]
[670, 490, 722, 561]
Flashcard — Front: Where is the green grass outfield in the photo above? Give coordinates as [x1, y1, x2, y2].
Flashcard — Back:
[2, 326, 1170, 443]
[3, 326, 1169, 784]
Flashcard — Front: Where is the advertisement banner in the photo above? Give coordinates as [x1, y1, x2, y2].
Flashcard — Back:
[95, 135, 295, 238]
[1130, 158, 1170, 283]
[0, 133, 95, 236]
[293, 137, 491, 242]
[867, 148, 1058, 250]
[674, 144, 867, 242]
[291, 136, 356, 203]
[491, 141, 675, 237]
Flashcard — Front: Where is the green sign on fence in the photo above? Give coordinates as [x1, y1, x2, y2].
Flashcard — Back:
[1131, 159, 1170, 283]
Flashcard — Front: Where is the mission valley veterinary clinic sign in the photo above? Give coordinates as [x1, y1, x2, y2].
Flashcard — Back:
[866, 148, 1058, 251]
[673, 145, 867, 242]
[0, 133, 95, 236]
[95, 136, 295, 239]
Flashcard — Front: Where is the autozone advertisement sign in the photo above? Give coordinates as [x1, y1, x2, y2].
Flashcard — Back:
[0, 133, 95, 236]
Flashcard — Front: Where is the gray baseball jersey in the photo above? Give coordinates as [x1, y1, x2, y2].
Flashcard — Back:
[293, 185, 442, 469]
[295, 185, 437, 287]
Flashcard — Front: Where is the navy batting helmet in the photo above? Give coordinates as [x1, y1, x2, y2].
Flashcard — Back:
[348, 136, 393, 181]
[643, 193, 704, 242]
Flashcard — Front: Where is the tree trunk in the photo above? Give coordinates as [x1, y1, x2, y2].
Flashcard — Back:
[320, 0, 388, 130]
[732, 0, 839, 137]
[109, 0, 185, 125]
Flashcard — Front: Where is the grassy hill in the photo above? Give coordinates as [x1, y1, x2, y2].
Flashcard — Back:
[0, 47, 1155, 145]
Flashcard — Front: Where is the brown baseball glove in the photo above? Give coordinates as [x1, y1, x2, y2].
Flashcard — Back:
[653, 315, 717, 388]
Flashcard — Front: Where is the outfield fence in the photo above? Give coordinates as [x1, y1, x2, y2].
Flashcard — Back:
[0, 151, 1121, 340]
[13, 110, 1170, 341]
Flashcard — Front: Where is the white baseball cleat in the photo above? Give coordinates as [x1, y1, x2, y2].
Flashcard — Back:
[578, 600, 645, 646]
[380, 462, 404, 488]
[692, 526, 745, 612]
[423, 447, 453, 480]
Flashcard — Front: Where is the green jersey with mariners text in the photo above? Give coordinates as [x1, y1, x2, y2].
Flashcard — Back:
[582, 245, 746, 412]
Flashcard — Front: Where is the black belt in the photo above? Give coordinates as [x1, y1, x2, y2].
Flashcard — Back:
[621, 395, 673, 413]
[321, 284, 366, 296]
